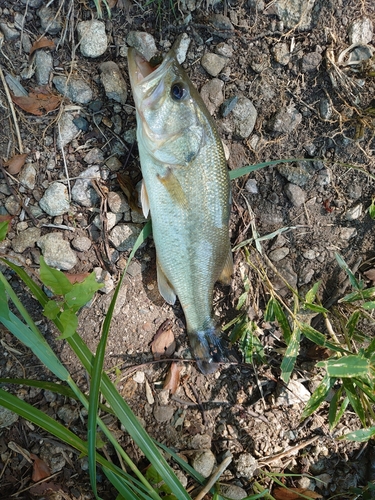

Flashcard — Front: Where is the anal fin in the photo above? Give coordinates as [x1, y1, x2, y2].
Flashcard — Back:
[141, 180, 150, 218]
[218, 248, 233, 285]
[156, 259, 176, 305]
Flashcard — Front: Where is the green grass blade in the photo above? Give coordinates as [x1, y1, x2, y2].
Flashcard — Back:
[339, 426, 375, 442]
[342, 379, 366, 426]
[329, 389, 349, 430]
[280, 327, 300, 384]
[87, 221, 154, 498]
[103, 468, 148, 500]
[229, 158, 315, 180]
[301, 374, 334, 420]
[317, 355, 370, 379]
[272, 299, 292, 345]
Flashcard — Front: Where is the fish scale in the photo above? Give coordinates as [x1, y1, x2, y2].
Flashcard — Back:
[128, 42, 233, 374]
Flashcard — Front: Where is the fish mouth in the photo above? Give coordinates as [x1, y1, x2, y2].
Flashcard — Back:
[128, 48, 175, 86]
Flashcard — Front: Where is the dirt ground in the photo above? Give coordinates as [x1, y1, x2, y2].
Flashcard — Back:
[0, 0, 375, 498]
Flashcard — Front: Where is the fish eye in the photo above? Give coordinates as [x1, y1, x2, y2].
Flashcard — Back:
[171, 82, 188, 101]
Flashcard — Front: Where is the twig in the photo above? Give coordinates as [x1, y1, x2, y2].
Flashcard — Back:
[194, 455, 233, 500]
[259, 435, 319, 465]
[0, 160, 39, 226]
[0, 65, 23, 153]
[58, 122, 71, 200]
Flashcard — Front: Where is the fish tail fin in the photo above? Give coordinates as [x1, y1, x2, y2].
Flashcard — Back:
[188, 327, 227, 375]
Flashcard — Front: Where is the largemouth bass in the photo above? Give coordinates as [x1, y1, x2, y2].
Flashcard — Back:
[128, 43, 233, 374]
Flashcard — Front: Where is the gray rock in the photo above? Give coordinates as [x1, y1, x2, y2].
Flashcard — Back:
[191, 450, 216, 478]
[208, 13, 235, 39]
[219, 484, 248, 500]
[268, 106, 302, 134]
[201, 53, 228, 77]
[302, 249, 316, 260]
[131, 211, 148, 224]
[245, 178, 258, 194]
[0, 23, 19, 41]
[21, 0, 43, 7]
[316, 167, 331, 186]
[319, 98, 332, 120]
[269, 247, 290, 262]
[38, 6, 62, 34]
[11, 227, 41, 253]
[57, 405, 79, 424]
[221, 96, 238, 118]
[37, 233, 77, 270]
[277, 163, 311, 186]
[175, 33, 191, 64]
[106, 156, 123, 172]
[53, 76, 93, 104]
[276, 379, 311, 405]
[109, 223, 142, 251]
[190, 434, 212, 450]
[266, 0, 316, 30]
[35, 50, 53, 85]
[56, 112, 80, 149]
[77, 20, 108, 58]
[0, 407, 19, 428]
[235, 453, 258, 479]
[249, 47, 270, 73]
[301, 51, 322, 72]
[200, 78, 224, 115]
[272, 42, 290, 65]
[126, 31, 158, 61]
[215, 42, 233, 58]
[71, 236, 92, 252]
[39, 182, 70, 216]
[349, 17, 373, 44]
[339, 227, 357, 240]
[5, 195, 21, 215]
[348, 184, 362, 200]
[71, 166, 101, 208]
[93, 212, 122, 231]
[99, 61, 128, 104]
[107, 191, 130, 215]
[93, 267, 114, 294]
[153, 405, 174, 423]
[285, 183, 306, 207]
[346, 203, 363, 220]
[19, 163, 37, 190]
[232, 97, 257, 138]
[84, 148, 105, 165]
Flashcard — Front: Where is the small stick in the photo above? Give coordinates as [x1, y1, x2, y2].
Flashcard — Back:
[194, 455, 233, 500]
[259, 435, 319, 465]
[0, 65, 23, 153]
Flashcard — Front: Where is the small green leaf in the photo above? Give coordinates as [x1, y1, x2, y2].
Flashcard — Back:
[340, 287, 375, 303]
[65, 272, 103, 311]
[369, 197, 375, 219]
[303, 303, 329, 314]
[342, 379, 366, 426]
[43, 300, 61, 320]
[264, 297, 275, 322]
[340, 426, 375, 442]
[346, 311, 360, 339]
[363, 301, 375, 310]
[335, 253, 363, 291]
[299, 323, 346, 353]
[58, 308, 78, 338]
[317, 355, 370, 379]
[0, 221, 9, 241]
[280, 327, 300, 384]
[301, 373, 334, 420]
[273, 299, 292, 345]
[39, 257, 73, 296]
[305, 281, 321, 304]
[329, 389, 349, 430]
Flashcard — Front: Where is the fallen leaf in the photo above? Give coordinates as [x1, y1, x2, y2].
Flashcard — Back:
[30, 481, 62, 495]
[107, 0, 118, 7]
[163, 362, 181, 394]
[117, 172, 142, 214]
[64, 272, 91, 284]
[151, 320, 175, 360]
[3, 153, 28, 175]
[306, 344, 331, 360]
[0, 214, 13, 223]
[12, 86, 62, 116]
[364, 268, 375, 282]
[30, 453, 51, 482]
[273, 487, 323, 499]
[30, 37, 55, 56]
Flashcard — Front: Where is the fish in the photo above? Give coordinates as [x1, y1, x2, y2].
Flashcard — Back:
[127, 42, 233, 374]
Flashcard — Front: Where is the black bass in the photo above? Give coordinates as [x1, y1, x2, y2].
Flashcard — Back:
[128, 43, 233, 374]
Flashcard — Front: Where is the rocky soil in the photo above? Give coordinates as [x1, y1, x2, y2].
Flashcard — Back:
[0, 0, 375, 498]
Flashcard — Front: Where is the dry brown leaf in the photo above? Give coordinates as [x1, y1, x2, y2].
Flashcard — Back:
[107, 0, 118, 7]
[30, 37, 55, 56]
[306, 344, 331, 360]
[163, 362, 181, 394]
[151, 320, 176, 360]
[364, 268, 375, 282]
[30, 453, 51, 482]
[3, 153, 28, 175]
[117, 172, 142, 213]
[273, 487, 323, 499]
[30, 481, 62, 495]
[64, 272, 91, 284]
[12, 86, 62, 116]
[0, 214, 13, 224]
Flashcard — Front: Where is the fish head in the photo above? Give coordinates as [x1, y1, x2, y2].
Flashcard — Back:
[128, 46, 208, 165]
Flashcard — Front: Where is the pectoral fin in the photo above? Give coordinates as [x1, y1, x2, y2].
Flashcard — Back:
[141, 180, 150, 218]
[218, 249, 233, 285]
[157, 168, 188, 209]
[156, 259, 176, 305]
